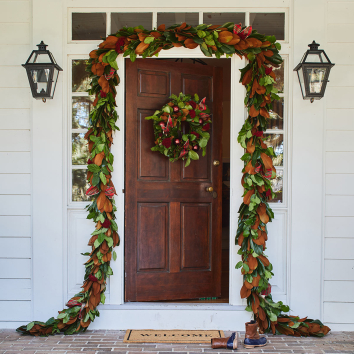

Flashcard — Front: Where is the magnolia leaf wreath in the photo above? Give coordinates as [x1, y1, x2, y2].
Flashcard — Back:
[17, 22, 330, 337]
[145, 93, 212, 167]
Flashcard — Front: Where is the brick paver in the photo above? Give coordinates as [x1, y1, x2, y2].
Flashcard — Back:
[0, 329, 353, 354]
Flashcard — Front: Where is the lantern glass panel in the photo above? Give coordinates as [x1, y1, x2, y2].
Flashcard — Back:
[30, 68, 52, 96]
[306, 67, 327, 94]
[31, 68, 49, 94]
[50, 68, 60, 97]
[297, 67, 305, 97]
[305, 53, 322, 63]
[27, 52, 51, 64]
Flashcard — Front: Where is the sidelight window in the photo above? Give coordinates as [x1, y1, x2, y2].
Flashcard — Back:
[70, 59, 94, 202]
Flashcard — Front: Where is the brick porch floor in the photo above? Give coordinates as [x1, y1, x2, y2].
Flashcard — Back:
[1, 330, 353, 354]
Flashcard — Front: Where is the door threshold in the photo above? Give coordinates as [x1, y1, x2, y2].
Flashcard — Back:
[98, 303, 245, 311]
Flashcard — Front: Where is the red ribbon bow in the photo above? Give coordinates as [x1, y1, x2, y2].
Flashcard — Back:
[233, 23, 252, 40]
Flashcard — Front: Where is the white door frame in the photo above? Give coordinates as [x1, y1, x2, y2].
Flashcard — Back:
[109, 48, 246, 307]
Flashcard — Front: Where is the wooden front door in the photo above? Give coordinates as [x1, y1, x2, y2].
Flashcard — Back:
[125, 59, 223, 301]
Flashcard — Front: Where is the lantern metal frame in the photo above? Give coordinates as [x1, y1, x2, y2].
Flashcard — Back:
[22, 41, 63, 102]
[293, 41, 335, 103]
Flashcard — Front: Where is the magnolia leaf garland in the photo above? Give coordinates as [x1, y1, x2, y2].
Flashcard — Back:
[145, 92, 212, 167]
[17, 22, 330, 337]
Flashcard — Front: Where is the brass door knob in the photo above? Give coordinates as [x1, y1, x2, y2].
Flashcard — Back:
[213, 160, 220, 166]
[206, 186, 214, 192]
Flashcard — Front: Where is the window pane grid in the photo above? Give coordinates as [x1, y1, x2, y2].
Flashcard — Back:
[71, 58, 93, 202]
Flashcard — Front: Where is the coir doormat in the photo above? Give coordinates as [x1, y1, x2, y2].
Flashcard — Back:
[123, 329, 225, 343]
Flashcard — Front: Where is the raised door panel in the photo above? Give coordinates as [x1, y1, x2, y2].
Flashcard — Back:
[181, 145, 211, 181]
[182, 74, 213, 103]
[137, 203, 169, 272]
[181, 203, 211, 270]
[137, 109, 169, 180]
[138, 69, 170, 98]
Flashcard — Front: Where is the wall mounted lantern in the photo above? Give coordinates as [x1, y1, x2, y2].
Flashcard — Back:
[22, 41, 63, 103]
[294, 41, 335, 103]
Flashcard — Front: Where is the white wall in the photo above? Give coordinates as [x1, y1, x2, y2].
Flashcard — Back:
[0, 0, 33, 327]
[323, 0, 354, 331]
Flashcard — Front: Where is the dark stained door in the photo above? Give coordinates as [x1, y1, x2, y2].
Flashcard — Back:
[125, 59, 223, 301]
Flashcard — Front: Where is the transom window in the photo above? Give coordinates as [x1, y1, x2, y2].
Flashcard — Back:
[71, 11, 286, 41]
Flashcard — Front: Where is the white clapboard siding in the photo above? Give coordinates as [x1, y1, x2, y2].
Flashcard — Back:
[327, 24, 354, 43]
[326, 109, 354, 131]
[0, 0, 32, 326]
[0, 152, 31, 173]
[325, 217, 354, 238]
[324, 260, 354, 281]
[0, 174, 30, 195]
[0, 195, 31, 216]
[324, 302, 354, 323]
[0, 301, 31, 321]
[328, 2, 354, 24]
[0, 259, 31, 278]
[325, 238, 354, 260]
[0, 216, 31, 237]
[1, 45, 31, 66]
[0, 88, 31, 109]
[0, 279, 31, 301]
[326, 152, 354, 173]
[0, 130, 30, 152]
[327, 43, 354, 65]
[0, 238, 31, 258]
[328, 65, 354, 87]
[326, 87, 354, 109]
[0, 1, 30, 23]
[0, 23, 30, 45]
[324, 281, 354, 302]
[0, 109, 30, 130]
[326, 131, 354, 152]
[0, 66, 29, 88]
[326, 174, 354, 195]
[326, 195, 354, 217]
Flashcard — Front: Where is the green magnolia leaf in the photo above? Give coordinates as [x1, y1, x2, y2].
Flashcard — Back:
[184, 157, 191, 167]
[243, 263, 250, 272]
[189, 150, 199, 160]
[99, 172, 107, 185]
[162, 105, 172, 114]
[94, 239, 100, 249]
[100, 293, 106, 304]
[245, 305, 253, 312]
[26, 322, 35, 331]
[290, 322, 301, 329]
[57, 312, 67, 319]
[144, 36, 155, 44]
[92, 174, 100, 186]
[88, 164, 101, 173]
[199, 138, 208, 148]
[109, 60, 118, 71]
[269, 312, 277, 322]
[235, 261, 243, 269]
[265, 270, 272, 279]
[113, 250, 117, 261]
[130, 52, 137, 62]
[106, 236, 113, 248]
